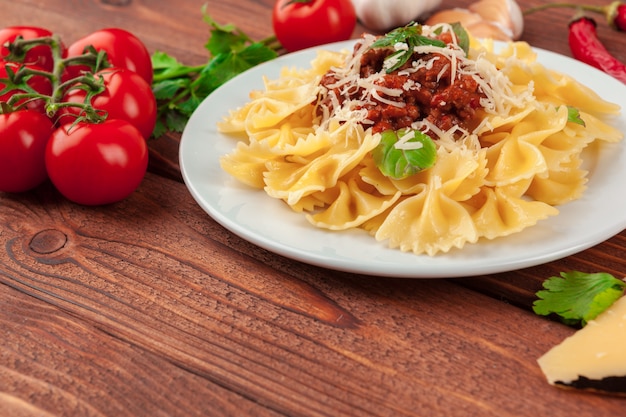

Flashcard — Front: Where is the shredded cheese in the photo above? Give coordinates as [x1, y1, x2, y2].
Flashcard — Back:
[394, 131, 424, 150]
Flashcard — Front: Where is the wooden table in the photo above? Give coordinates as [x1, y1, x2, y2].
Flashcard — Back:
[2, 1, 625, 416]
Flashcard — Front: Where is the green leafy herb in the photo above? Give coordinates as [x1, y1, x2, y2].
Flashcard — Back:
[450, 22, 470, 55]
[372, 129, 437, 179]
[566, 105, 585, 126]
[533, 271, 626, 327]
[433, 22, 470, 55]
[370, 23, 446, 73]
[150, 7, 281, 138]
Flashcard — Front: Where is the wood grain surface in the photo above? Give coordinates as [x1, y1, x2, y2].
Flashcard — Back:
[1, 1, 626, 416]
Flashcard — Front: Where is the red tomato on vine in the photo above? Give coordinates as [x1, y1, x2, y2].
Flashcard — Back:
[0, 110, 54, 193]
[0, 26, 64, 72]
[272, 0, 357, 52]
[59, 67, 157, 139]
[65, 28, 153, 84]
[45, 119, 149, 206]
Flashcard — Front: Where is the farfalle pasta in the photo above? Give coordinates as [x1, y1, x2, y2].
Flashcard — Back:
[218, 23, 622, 256]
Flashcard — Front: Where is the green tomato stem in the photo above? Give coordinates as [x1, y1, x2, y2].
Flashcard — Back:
[1, 34, 108, 121]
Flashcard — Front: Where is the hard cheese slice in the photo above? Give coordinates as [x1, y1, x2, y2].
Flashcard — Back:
[537, 295, 626, 394]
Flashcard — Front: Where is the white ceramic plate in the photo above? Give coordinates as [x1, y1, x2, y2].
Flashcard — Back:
[179, 40, 626, 278]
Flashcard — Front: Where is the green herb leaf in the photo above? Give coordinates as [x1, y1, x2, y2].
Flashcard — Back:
[152, 118, 168, 139]
[372, 129, 437, 179]
[566, 105, 585, 126]
[450, 22, 470, 55]
[432, 22, 469, 55]
[370, 23, 423, 48]
[194, 43, 278, 96]
[164, 108, 189, 133]
[177, 95, 203, 117]
[151, 50, 180, 70]
[370, 23, 446, 73]
[150, 9, 280, 138]
[151, 51, 200, 83]
[203, 13, 251, 56]
[533, 271, 626, 326]
[151, 78, 189, 101]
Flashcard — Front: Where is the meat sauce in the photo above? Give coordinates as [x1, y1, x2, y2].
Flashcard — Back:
[318, 35, 486, 137]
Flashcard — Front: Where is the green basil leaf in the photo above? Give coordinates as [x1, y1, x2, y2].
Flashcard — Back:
[566, 105, 585, 126]
[373, 129, 437, 179]
[450, 22, 470, 55]
[370, 23, 446, 73]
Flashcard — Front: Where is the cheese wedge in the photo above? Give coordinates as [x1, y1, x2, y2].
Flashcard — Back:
[537, 295, 626, 394]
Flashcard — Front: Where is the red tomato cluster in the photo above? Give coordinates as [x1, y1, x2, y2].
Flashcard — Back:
[0, 26, 156, 205]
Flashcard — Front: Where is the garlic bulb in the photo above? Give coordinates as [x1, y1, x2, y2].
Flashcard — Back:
[426, 0, 524, 41]
[469, 0, 524, 39]
[351, 0, 443, 32]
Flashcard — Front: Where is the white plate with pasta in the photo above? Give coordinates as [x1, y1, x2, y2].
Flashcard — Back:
[180, 39, 626, 278]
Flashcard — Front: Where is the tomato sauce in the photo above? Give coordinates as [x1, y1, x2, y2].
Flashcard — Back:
[318, 41, 486, 137]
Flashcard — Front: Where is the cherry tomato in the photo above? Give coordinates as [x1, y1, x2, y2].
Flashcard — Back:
[59, 67, 157, 139]
[65, 28, 153, 84]
[45, 119, 148, 205]
[0, 26, 64, 72]
[272, 0, 357, 52]
[0, 61, 52, 114]
[0, 110, 54, 193]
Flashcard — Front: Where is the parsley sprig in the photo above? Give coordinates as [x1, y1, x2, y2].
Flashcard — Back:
[533, 271, 626, 327]
[150, 7, 281, 138]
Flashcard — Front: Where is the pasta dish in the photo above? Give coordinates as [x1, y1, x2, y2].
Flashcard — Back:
[217, 23, 622, 256]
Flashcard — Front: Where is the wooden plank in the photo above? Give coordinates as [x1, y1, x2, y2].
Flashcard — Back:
[1, 0, 626, 415]
[0, 285, 283, 417]
[2, 175, 625, 416]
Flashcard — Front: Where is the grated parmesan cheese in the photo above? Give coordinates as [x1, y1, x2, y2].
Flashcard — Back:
[394, 131, 425, 150]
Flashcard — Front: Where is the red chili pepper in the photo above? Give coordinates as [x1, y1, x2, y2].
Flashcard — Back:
[568, 16, 626, 84]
